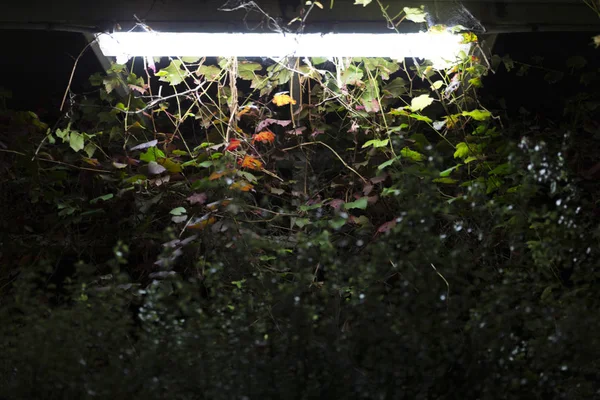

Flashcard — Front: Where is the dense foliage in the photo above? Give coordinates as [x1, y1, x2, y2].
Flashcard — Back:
[1, 4, 599, 399]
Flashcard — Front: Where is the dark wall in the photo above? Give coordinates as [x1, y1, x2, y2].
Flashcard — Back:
[0, 30, 103, 120]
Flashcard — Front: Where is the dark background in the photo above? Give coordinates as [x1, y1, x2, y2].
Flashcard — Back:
[0, 29, 598, 118]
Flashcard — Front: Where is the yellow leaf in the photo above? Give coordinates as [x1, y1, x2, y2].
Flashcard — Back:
[158, 157, 182, 173]
[272, 93, 297, 107]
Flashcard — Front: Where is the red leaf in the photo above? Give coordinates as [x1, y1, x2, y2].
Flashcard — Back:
[226, 139, 241, 151]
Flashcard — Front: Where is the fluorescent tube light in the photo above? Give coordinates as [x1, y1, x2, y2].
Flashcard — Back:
[95, 31, 470, 66]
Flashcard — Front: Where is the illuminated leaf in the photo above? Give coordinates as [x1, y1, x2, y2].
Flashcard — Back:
[440, 164, 462, 177]
[226, 139, 241, 151]
[270, 187, 285, 195]
[344, 197, 368, 210]
[340, 65, 363, 85]
[252, 130, 276, 144]
[188, 216, 216, 230]
[130, 140, 158, 151]
[240, 155, 263, 170]
[155, 60, 190, 86]
[140, 147, 166, 162]
[238, 171, 258, 183]
[453, 142, 470, 159]
[461, 32, 478, 43]
[229, 181, 254, 191]
[196, 65, 222, 80]
[403, 6, 427, 23]
[238, 62, 262, 80]
[433, 177, 458, 184]
[382, 77, 407, 97]
[593, 35, 600, 48]
[68, 131, 84, 152]
[158, 158, 182, 173]
[272, 93, 297, 107]
[147, 161, 166, 175]
[407, 113, 433, 123]
[362, 139, 389, 148]
[354, 0, 372, 6]
[430, 80, 444, 90]
[400, 147, 424, 162]
[170, 207, 187, 216]
[410, 94, 434, 112]
[181, 57, 201, 63]
[84, 143, 96, 158]
[209, 171, 227, 180]
[82, 157, 100, 167]
[461, 109, 491, 121]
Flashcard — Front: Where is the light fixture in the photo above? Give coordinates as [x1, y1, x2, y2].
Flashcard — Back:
[95, 31, 471, 66]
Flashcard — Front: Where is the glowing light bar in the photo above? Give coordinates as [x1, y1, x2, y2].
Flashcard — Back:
[95, 31, 470, 65]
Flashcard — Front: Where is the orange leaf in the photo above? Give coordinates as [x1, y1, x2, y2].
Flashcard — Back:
[226, 139, 241, 151]
[240, 155, 263, 170]
[272, 93, 297, 107]
[251, 130, 275, 144]
[229, 181, 254, 192]
[209, 171, 226, 180]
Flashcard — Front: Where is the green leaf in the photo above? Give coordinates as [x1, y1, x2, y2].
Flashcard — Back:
[433, 177, 458, 184]
[169, 207, 187, 216]
[410, 94, 434, 112]
[295, 218, 311, 228]
[311, 57, 328, 65]
[238, 62, 262, 80]
[407, 113, 433, 123]
[90, 194, 114, 204]
[140, 147, 166, 162]
[430, 80, 444, 90]
[400, 147, 424, 162]
[238, 171, 258, 183]
[382, 77, 407, 97]
[453, 142, 470, 159]
[196, 65, 222, 81]
[156, 60, 190, 86]
[329, 218, 347, 229]
[344, 197, 368, 210]
[362, 139, 389, 148]
[486, 176, 504, 194]
[84, 143, 96, 158]
[440, 164, 462, 177]
[197, 161, 214, 168]
[181, 57, 201, 63]
[461, 109, 491, 121]
[489, 163, 512, 176]
[403, 6, 427, 23]
[464, 156, 478, 164]
[341, 65, 364, 86]
[69, 131, 85, 152]
[378, 158, 397, 170]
